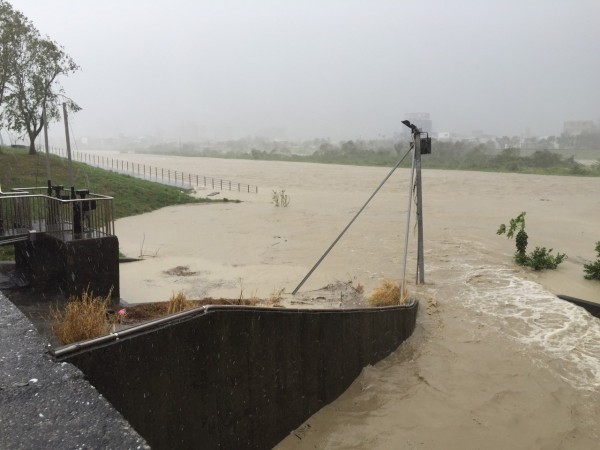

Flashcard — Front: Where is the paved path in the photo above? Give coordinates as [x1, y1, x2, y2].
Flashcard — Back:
[0, 292, 148, 449]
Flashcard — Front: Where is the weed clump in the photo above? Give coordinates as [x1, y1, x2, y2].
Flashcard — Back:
[166, 291, 193, 314]
[272, 189, 290, 207]
[368, 279, 409, 306]
[264, 288, 284, 307]
[51, 289, 112, 345]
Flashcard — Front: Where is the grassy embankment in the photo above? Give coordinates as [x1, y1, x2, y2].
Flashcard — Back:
[0, 146, 221, 259]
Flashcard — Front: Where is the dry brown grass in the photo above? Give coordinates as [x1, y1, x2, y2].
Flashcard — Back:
[266, 288, 285, 307]
[353, 282, 364, 294]
[166, 291, 193, 314]
[368, 279, 409, 306]
[50, 289, 113, 345]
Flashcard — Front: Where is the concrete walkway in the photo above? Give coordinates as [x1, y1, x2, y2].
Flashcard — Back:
[0, 292, 148, 449]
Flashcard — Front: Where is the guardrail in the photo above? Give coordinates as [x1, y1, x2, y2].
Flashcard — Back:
[46, 147, 258, 194]
[0, 187, 114, 243]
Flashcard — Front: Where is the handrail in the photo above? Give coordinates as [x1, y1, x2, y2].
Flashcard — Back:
[0, 190, 115, 241]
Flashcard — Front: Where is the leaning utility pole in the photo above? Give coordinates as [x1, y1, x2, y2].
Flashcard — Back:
[62, 102, 74, 186]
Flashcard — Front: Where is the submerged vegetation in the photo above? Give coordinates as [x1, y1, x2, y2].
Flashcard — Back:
[583, 242, 600, 281]
[271, 189, 290, 207]
[497, 212, 567, 271]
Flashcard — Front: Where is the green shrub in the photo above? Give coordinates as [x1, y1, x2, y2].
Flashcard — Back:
[583, 241, 600, 280]
[522, 247, 567, 271]
[498, 212, 566, 271]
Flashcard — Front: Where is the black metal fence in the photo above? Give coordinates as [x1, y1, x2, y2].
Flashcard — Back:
[46, 148, 258, 194]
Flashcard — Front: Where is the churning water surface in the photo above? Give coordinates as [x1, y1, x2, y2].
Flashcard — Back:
[459, 263, 600, 392]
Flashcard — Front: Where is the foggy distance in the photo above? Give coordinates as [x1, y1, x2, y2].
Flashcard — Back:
[5, 0, 600, 143]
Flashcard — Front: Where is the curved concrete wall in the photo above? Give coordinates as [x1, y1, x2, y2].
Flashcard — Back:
[58, 303, 418, 449]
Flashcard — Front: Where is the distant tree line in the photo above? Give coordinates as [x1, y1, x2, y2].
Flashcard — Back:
[140, 137, 600, 177]
[0, 1, 79, 154]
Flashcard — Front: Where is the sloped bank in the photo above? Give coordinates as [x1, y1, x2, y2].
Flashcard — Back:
[54, 302, 418, 449]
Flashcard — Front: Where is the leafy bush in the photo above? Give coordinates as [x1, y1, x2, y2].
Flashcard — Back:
[497, 212, 566, 271]
[523, 247, 567, 271]
[497, 212, 528, 258]
[583, 241, 600, 280]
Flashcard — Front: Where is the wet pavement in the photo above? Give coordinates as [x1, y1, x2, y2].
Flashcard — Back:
[0, 262, 66, 346]
[0, 267, 149, 449]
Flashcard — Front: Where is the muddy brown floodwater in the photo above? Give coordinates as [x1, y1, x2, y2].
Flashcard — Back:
[96, 152, 600, 448]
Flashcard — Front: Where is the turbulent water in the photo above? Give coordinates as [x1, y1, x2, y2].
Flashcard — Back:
[278, 239, 600, 449]
[461, 263, 600, 392]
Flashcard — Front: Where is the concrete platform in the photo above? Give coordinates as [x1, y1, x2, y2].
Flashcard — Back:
[0, 292, 148, 449]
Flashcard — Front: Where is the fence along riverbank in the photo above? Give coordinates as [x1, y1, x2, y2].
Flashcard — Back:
[46, 147, 259, 194]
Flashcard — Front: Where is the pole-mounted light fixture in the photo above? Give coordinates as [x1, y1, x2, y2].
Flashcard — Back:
[401, 120, 417, 132]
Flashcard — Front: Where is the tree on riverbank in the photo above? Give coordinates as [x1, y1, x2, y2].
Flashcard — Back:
[0, 0, 79, 154]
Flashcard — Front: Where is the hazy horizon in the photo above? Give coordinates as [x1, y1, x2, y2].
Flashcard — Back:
[6, 0, 600, 143]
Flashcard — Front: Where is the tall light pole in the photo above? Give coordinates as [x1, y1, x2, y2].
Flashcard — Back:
[401, 120, 430, 291]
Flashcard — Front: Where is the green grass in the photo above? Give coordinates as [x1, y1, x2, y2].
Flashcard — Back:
[0, 146, 220, 219]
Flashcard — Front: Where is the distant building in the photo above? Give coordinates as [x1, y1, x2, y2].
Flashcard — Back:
[563, 120, 597, 135]
[403, 112, 432, 134]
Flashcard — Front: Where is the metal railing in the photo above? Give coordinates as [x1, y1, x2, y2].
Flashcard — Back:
[47, 147, 259, 194]
[0, 187, 114, 244]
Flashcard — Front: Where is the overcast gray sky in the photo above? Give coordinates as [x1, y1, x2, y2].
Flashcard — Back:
[8, 0, 600, 141]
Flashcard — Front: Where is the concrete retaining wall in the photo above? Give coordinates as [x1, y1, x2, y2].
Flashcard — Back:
[557, 294, 600, 318]
[58, 303, 418, 449]
[14, 234, 119, 298]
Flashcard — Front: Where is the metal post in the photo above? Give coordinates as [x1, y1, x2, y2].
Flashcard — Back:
[293, 147, 413, 295]
[400, 136, 416, 298]
[62, 103, 74, 186]
[415, 133, 425, 284]
[43, 104, 51, 180]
